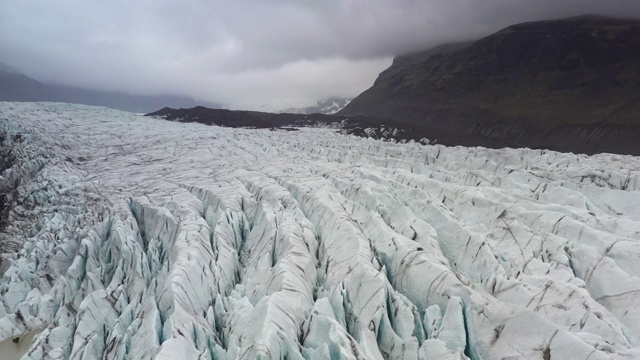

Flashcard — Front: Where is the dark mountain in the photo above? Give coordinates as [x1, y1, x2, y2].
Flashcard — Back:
[279, 97, 352, 115]
[340, 15, 640, 155]
[0, 64, 217, 113]
[0, 66, 49, 102]
[147, 106, 510, 148]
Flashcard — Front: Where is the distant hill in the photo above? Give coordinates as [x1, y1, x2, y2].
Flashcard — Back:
[340, 15, 640, 155]
[279, 97, 351, 115]
[0, 64, 218, 113]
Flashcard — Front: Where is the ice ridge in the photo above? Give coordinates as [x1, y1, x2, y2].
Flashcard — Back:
[1, 102, 640, 359]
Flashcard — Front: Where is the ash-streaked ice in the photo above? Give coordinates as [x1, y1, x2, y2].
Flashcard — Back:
[1, 102, 640, 359]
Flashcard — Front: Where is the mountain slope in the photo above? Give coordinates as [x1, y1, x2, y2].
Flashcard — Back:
[0, 64, 217, 113]
[0, 70, 49, 102]
[340, 16, 640, 155]
[280, 97, 351, 114]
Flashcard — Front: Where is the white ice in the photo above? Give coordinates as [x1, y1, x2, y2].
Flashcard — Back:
[1, 102, 640, 359]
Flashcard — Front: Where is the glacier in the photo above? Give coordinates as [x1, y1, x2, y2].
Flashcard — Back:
[1, 102, 640, 359]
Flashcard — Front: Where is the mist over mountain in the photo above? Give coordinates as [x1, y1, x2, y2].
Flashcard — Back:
[0, 65, 217, 113]
[279, 98, 352, 115]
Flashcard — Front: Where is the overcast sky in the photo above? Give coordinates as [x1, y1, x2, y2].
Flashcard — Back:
[1, 0, 640, 110]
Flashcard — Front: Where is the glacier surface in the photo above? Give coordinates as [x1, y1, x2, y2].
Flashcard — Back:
[1, 102, 640, 359]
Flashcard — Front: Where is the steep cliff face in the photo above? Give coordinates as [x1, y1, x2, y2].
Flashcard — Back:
[340, 16, 640, 155]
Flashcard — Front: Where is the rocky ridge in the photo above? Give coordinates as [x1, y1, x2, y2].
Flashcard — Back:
[340, 16, 640, 155]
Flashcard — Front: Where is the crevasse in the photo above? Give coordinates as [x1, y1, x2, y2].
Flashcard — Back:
[1, 102, 640, 359]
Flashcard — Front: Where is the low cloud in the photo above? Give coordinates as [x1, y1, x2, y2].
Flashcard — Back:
[1, 0, 639, 109]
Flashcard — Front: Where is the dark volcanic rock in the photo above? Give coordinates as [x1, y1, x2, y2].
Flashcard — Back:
[146, 106, 511, 149]
[340, 15, 640, 155]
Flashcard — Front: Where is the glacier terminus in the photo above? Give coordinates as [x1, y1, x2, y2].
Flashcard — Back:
[1, 102, 640, 359]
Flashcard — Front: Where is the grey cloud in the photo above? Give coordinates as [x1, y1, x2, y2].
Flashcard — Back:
[1, 0, 640, 109]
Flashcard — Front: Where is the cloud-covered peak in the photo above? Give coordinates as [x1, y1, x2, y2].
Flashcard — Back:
[1, 0, 640, 109]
